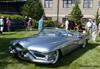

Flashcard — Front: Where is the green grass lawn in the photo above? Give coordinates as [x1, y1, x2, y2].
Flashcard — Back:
[0, 31, 100, 69]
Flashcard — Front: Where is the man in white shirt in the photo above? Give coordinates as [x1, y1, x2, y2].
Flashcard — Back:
[0, 16, 4, 35]
[98, 23, 100, 36]
[85, 19, 92, 34]
[65, 18, 69, 31]
[91, 20, 97, 42]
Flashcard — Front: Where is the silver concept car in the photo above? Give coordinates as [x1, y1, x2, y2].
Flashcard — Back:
[9, 28, 88, 64]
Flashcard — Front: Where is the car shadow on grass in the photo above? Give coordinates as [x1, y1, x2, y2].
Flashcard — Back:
[34, 43, 99, 68]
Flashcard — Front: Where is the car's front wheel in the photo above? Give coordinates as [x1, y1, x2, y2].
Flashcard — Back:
[52, 50, 59, 64]
[17, 51, 24, 59]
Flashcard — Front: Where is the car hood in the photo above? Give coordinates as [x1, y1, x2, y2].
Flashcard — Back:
[16, 36, 70, 53]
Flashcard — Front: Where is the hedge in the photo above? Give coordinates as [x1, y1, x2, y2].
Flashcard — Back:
[0, 14, 23, 22]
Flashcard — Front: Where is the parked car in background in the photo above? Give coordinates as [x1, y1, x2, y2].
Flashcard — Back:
[4, 19, 24, 31]
[11, 20, 25, 31]
[9, 27, 88, 64]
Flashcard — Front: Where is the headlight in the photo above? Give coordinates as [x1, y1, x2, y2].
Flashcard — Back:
[15, 43, 23, 51]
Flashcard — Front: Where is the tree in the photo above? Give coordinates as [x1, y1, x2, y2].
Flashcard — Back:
[70, 2, 83, 26]
[21, 0, 44, 20]
[95, 8, 100, 25]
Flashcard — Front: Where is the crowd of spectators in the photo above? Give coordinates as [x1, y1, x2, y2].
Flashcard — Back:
[0, 16, 12, 35]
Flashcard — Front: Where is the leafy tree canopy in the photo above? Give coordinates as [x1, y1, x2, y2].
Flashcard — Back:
[70, 2, 83, 25]
[21, 0, 44, 20]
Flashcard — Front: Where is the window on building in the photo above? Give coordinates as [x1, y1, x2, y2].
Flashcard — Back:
[83, 0, 93, 8]
[44, 0, 53, 8]
[63, 0, 72, 8]
[99, 1, 100, 7]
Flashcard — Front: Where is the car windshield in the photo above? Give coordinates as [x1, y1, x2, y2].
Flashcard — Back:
[39, 28, 62, 36]
[39, 28, 74, 37]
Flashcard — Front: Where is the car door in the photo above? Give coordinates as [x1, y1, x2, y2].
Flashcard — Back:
[60, 36, 79, 55]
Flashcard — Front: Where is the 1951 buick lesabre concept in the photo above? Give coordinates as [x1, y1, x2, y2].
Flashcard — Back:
[9, 28, 88, 64]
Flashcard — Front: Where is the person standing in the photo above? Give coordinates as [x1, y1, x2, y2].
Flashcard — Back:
[27, 17, 32, 31]
[6, 17, 11, 31]
[38, 16, 45, 33]
[91, 20, 97, 43]
[98, 23, 100, 36]
[85, 19, 92, 35]
[0, 16, 4, 35]
[69, 20, 75, 30]
[23, 16, 28, 29]
[65, 18, 69, 31]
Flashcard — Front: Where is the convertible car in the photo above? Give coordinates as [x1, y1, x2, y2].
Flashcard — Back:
[9, 28, 88, 64]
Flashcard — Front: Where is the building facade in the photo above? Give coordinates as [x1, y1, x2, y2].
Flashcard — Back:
[41, 0, 100, 23]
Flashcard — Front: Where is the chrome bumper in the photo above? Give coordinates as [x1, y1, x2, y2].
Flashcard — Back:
[25, 52, 54, 64]
[9, 47, 54, 64]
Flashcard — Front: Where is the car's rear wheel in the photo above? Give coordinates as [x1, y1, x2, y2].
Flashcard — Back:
[52, 50, 59, 64]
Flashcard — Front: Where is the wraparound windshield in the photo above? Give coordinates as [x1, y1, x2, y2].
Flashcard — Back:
[39, 28, 74, 37]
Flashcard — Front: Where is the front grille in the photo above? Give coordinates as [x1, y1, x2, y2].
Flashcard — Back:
[34, 52, 45, 58]
[29, 50, 46, 59]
